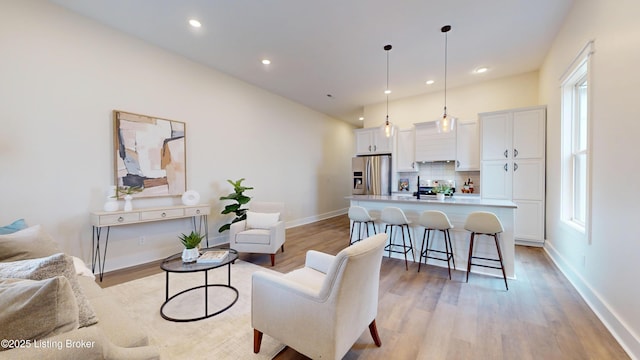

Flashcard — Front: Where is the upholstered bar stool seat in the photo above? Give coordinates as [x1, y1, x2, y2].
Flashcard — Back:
[381, 207, 415, 270]
[464, 211, 508, 290]
[417, 210, 456, 279]
[348, 206, 377, 246]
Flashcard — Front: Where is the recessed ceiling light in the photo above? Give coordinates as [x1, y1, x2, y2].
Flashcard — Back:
[426, 80, 435, 85]
[188, 19, 201, 28]
[474, 67, 488, 74]
[384, 89, 391, 94]
[261, 59, 271, 65]
[359, 117, 365, 121]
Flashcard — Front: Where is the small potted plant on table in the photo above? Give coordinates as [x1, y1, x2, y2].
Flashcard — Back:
[179, 231, 204, 263]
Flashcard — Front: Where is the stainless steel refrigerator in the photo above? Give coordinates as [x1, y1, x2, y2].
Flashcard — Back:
[352, 155, 391, 195]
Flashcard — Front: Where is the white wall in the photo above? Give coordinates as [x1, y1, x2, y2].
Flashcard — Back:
[539, 0, 640, 357]
[0, 1, 355, 271]
[363, 71, 539, 129]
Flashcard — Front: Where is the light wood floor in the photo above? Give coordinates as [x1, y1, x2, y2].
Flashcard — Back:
[99, 215, 629, 359]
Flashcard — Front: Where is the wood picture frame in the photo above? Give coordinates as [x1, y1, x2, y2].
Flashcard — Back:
[113, 110, 186, 198]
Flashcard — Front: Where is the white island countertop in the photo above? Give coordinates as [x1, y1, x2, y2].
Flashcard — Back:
[346, 194, 517, 208]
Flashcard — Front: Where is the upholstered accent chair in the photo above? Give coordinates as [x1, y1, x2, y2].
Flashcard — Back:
[252, 233, 387, 359]
[229, 202, 285, 266]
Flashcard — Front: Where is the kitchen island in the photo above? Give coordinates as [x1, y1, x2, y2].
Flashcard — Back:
[347, 194, 517, 279]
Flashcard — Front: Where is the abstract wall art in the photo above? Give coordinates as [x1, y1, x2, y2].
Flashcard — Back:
[113, 110, 186, 198]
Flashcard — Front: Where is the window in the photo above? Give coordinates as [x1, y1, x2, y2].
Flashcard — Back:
[560, 41, 593, 235]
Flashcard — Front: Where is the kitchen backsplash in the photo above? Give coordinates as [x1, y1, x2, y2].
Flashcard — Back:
[397, 161, 480, 194]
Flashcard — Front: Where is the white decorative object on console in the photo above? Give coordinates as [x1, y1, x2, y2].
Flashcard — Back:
[103, 186, 119, 212]
[181, 190, 200, 206]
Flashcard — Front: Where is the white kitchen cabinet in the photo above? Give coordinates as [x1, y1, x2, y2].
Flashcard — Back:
[455, 120, 480, 171]
[354, 128, 393, 155]
[480, 106, 546, 245]
[414, 121, 456, 162]
[395, 128, 417, 172]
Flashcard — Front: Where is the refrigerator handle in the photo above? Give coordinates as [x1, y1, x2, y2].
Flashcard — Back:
[365, 158, 371, 194]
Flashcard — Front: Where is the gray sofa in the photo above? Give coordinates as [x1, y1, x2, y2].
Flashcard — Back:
[0, 222, 159, 360]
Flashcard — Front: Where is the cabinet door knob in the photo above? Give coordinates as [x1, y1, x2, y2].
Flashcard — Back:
[456, 160, 460, 168]
[161, 212, 167, 218]
[514, 149, 519, 158]
[504, 163, 508, 172]
[369, 145, 372, 151]
[373, 145, 377, 151]
[117, 216, 124, 222]
[504, 149, 508, 158]
[196, 209, 200, 214]
[514, 163, 519, 171]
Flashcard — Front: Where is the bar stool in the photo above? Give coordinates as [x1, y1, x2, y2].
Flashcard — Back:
[417, 210, 456, 280]
[464, 211, 508, 290]
[381, 207, 415, 270]
[348, 206, 377, 246]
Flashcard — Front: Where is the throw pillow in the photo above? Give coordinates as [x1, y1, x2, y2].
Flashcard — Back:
[0, 276, 79, 350]
[246, 211, 280, 229]
[0, 225, 61, 262]
[0, 253, 98, 328]
[0, 219, 27, 235]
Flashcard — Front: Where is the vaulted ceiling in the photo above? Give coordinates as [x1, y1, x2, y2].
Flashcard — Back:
[51, 0, 574, 126]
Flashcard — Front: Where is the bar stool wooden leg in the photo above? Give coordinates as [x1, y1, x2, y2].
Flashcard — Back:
[446, 230, 456, 270]
[406, 224, 415, 263]
[418, 228, 429, 273]
[493, 234, 509, 290]
[466, 232, 475, 283]
[443, 229, 452, 280]
[400, 225, 409, 271]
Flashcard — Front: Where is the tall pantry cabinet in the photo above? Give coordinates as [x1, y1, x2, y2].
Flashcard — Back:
[480, 106, 546, 245]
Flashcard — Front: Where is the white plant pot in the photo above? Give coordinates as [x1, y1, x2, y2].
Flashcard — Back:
[436, 193, 445, 201]
[123, 195, 133, 212]
[182, 248, 200, 263]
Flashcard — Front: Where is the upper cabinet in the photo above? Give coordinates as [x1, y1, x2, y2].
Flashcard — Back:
[354, 128, 393, 155]
[455, 120, 480, 171]
[414, 121, 456, 162]
[395, 128, 417, 172]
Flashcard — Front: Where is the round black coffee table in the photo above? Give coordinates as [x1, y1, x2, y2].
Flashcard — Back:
[160, 247, 238, 322]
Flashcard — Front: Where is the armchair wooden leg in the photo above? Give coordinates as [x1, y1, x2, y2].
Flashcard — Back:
[270, 253, 275, 266]
[369, 320, 382, 347]
[253, 329, 263, 353]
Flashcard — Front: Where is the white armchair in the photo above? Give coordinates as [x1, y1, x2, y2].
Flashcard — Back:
[252, 233, 388, 360]
[229, 202, 285, 266]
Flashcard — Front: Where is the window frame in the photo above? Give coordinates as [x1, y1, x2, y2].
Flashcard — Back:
[560, 41, 594, 242]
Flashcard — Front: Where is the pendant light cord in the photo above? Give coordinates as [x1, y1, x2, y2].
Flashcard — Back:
[386, 45, 390, 122]
[443, 27, 448, 118]
[384, 45, 391, 123]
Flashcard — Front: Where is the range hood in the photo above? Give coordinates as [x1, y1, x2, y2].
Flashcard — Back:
[414, 121, 456, 162]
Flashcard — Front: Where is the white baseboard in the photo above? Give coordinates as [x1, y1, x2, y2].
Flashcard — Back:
[544, 241, 639, 360]
[284, 208, 348, 229]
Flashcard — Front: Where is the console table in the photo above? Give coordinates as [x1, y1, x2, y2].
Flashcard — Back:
[90, 204, 210, 281]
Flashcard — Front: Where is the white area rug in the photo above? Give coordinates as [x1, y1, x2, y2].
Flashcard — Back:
[104, 260, 285, 359]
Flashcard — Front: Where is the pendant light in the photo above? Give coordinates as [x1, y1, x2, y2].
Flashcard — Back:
[437, 25, 456, 133]
[381, 44, 395, 138]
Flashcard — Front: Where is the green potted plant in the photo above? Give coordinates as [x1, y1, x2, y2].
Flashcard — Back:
[179, 231, 204, 263]
[218, 178, 253, 233]
[433, 184, 452, 201]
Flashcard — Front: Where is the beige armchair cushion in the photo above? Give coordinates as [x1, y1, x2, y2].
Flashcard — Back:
[252, 233, 387, 360]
